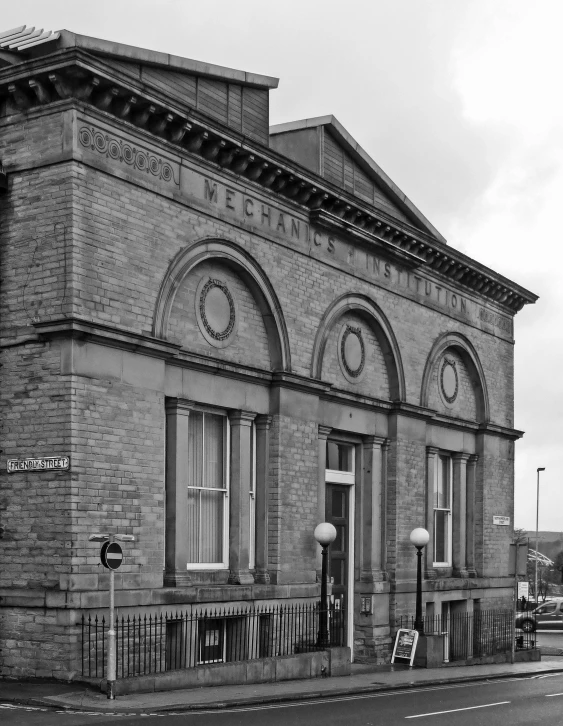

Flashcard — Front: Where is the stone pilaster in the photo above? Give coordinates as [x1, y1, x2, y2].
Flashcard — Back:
[164, 398, 194, 587]
[466, 454, 479, 577]
[228, 410, 256, 585]
[253, 415, 272, 584]
[316, 426, 332, 577]
[360, 436, 387, 583]
[453, 453, 470, 578]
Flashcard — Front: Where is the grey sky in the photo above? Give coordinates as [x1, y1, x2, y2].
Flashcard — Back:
[3, 0, 559, 530]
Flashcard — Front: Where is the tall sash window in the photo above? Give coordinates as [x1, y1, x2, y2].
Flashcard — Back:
[187, 411, 229, 567]
[433, 454, 452, 566]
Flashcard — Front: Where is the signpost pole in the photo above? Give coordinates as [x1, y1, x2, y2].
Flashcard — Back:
[107, 565, 116, 699]
[89, 532, 134, 701]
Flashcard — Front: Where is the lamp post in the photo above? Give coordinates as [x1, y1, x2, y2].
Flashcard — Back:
[535, 467, 546, 604]
[314, 522, 337, 648]
[410, 528, 430, 635]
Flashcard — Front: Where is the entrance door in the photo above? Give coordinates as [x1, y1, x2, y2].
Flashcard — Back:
[325, 484, 349, 615]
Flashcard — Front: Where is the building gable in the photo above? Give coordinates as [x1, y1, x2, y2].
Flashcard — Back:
[270, 116, 446, 241]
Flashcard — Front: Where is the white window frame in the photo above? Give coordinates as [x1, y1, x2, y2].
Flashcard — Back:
[325, 440, 355, 485]
[433, 453, 453, 567]
[249, 423, 257, 571]
[187, 409, 230, 570]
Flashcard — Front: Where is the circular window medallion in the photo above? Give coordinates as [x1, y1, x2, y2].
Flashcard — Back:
[338, 324, 366, 383]
[440, 357, 458, 404]
[195, 277, 238, 348]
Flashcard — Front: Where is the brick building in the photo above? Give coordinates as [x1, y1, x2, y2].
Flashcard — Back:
[0, 26, 537, 680]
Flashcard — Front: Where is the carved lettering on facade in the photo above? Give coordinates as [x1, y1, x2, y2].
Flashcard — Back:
[201, 175, 480, 323]
[479, 308, 512, 334]
[79, 126, 179, 185]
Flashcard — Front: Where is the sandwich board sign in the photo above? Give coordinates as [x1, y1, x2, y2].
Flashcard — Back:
[391, 628, 419, 666]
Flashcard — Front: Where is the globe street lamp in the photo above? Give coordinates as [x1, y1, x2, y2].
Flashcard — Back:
[314, 522, 337, 648]
[410, 528, 430, 635]
[535, 467, 546, 604]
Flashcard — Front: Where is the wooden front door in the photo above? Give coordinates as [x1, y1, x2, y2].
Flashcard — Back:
[325, 484, 349, 612]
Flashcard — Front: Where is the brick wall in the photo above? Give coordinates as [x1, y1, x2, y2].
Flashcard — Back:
[0, 100, 521, 674]
[0, 341, 72, 589]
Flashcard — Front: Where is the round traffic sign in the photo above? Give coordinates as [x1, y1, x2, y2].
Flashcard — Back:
[101, 541, 123, 570]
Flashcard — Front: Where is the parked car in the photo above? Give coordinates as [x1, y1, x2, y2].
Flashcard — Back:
[516, 600, 563, 632]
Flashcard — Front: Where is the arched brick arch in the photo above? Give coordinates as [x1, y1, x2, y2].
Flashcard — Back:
[153, 238, 292, 371]
[420, 332, 489, 422]
[310, 293, 405, 401]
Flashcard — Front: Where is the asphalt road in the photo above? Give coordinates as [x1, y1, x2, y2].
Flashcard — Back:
[3, 673, 563, 726]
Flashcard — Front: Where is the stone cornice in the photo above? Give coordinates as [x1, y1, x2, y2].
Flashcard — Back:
[0, 50, 538, 313]
[310, 210, 426, 270]
[271, 372, 332, 395]
[478, 422, 524, 441]
[33, 316, 181, 358]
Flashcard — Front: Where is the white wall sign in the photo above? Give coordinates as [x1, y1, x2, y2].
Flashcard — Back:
[517, 582, 529, 599]
[493, 515, 510, 526]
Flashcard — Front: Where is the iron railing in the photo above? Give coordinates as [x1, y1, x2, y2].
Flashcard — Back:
[398, 609, 536, 662]
[81, 602, 346, 678]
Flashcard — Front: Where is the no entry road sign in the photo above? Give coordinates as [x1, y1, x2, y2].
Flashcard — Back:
[101, 542, 123, 570]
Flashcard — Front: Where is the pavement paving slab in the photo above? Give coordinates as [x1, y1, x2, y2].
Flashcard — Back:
[2, 658, 563, 714]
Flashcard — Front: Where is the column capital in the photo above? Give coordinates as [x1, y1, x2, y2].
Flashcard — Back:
[255, 414, 273, 431]
[318, 425, 332, 440]
[362, 435, 388, 449]
[453, 452, 471, 462]
[426, 446, 440, 456]
[165, 398, 195, 415]
[468, 454, 479, 465]
[228, 410, 257, 426]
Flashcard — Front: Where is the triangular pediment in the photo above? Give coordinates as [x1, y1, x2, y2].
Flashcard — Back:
[270, 115, 445, 242]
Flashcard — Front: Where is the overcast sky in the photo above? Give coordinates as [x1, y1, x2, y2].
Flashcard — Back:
[3, 1, 561, 532]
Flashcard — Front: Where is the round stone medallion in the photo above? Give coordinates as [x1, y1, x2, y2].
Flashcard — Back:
[440, 356, 458, 404]
[195, 277, 238, 348]
[338, 324, 366, 383]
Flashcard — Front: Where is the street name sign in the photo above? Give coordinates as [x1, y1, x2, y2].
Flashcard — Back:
[493, 516, 510, 526]
[7, 456, 70, 473]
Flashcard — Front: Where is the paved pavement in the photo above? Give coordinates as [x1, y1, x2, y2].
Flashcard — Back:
[2, 655, 563, 714]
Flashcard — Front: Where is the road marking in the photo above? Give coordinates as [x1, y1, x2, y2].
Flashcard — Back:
[532, 673, 563, 679]
[546, 693, 563, 697]
[405, 701, 510, 718]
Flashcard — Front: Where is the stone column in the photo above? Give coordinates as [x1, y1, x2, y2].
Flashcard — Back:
[228, 411, 256, 585]
[254, 415, 272, 584]
[361, 436, 387, 582]
[453, 453, 470, 578]
[425, 447, 439, 578]
[466, 455, 479, 577]
[316, 426, 332, 577]
[164, 398, 193, 587]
